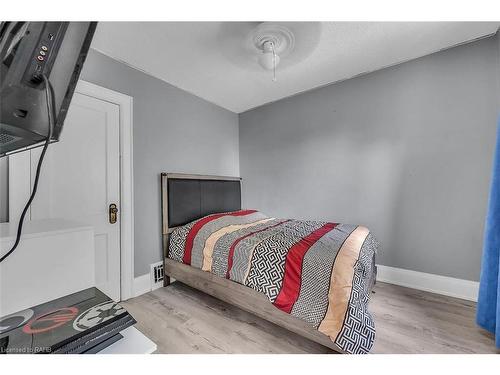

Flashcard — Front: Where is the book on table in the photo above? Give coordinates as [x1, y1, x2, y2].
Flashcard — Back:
[0, 287, 136, 354]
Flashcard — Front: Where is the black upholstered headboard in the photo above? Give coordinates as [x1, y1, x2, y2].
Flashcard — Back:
[161, 173, 242, 236]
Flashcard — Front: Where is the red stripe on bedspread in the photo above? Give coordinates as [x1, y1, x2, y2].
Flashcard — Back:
[182, 210, 257, 265]
[225, 219, 291, 279]
[273, 222, 337, 314]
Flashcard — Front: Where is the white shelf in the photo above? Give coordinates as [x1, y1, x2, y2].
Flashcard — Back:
[98, 326, 157, 354]
[0, 218, 93, 240]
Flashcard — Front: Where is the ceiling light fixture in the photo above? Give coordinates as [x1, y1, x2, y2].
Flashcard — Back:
[258, 40, 279, 82]
[217, 22, 322, 86]
[251, 23, 295, 83]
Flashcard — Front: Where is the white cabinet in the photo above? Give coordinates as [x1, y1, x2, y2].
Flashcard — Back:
[98, 327, 157, 354]
[0, 219, 95, 316]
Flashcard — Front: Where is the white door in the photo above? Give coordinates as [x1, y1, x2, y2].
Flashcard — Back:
[29, 92, 121, 301]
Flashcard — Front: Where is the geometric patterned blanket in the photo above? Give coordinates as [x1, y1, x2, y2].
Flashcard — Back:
[168, 210, 378, 354]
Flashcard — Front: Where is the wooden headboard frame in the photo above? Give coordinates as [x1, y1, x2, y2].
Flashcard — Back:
[160, 173, 242, 259]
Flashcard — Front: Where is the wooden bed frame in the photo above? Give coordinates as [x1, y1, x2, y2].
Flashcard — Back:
[160, 173, 343, 353]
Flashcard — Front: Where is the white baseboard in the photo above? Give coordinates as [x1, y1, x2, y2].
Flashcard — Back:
[133, 274, 151, 297]
[132, 273, 174, 298]
[376, 264, 479, 302]
[132, 265, 479, 302]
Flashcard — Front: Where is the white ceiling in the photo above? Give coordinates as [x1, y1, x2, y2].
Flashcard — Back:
[91, 22, 499, 113]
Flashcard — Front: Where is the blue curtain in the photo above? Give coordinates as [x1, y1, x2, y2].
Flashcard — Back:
[477, 117, 500, 348]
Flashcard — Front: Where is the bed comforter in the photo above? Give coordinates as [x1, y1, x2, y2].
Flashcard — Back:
[168, 209, 378, 354]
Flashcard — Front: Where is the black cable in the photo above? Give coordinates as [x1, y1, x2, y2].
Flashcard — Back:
[0, 75, 55, 263]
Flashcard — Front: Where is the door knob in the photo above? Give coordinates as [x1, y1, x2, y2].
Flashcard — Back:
[109, 203, 118, 224]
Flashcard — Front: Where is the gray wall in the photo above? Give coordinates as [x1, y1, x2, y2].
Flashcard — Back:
[80, 49, 239, 277]
[239, 35, 500, 281]
[0, 158, 8, 223]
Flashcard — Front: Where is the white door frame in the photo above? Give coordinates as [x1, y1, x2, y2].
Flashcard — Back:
[8, 80, 135, 301]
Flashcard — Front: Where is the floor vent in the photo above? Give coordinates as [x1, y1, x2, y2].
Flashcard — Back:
[150, 262, 164, 290]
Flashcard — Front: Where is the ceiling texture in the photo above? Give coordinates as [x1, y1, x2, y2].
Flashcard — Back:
[91, 22, 499, 113]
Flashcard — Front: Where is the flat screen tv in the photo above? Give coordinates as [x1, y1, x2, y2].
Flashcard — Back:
[0, 22, 97, 157]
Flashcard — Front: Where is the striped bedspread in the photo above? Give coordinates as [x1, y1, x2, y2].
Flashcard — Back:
[168, 210, 378, 354]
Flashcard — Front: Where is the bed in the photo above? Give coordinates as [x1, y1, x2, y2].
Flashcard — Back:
[161, 173, 378, 354]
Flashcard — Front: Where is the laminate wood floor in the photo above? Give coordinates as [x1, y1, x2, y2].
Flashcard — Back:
[121, 281, 499, 354]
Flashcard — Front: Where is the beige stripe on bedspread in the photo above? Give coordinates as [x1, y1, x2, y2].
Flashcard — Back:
[201, 218, 274, 272]
[318, 225, 369, 340]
